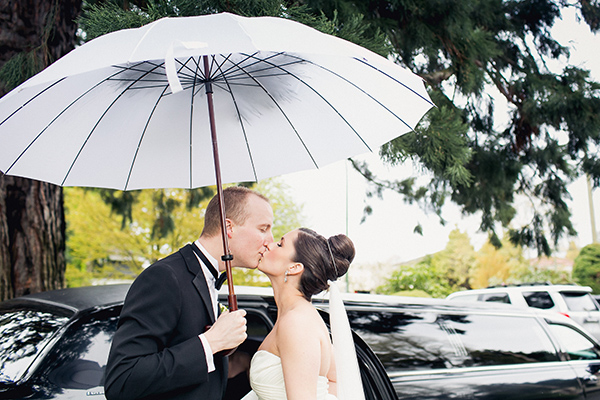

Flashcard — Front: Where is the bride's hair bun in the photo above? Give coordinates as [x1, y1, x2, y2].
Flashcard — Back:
[293, 228, 355, 300]
[327, 234, 355, 280]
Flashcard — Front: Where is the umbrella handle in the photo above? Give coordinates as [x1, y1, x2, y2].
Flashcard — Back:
[222, 254, 238, 311]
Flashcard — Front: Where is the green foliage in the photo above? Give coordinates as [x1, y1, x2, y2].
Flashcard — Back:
[377, 256, 453, 298]
[65, 179, 303, 287]
[431, 228, 477, 290]
[79, 0, 386, 53]
[509, 263, 574, 285]
[0, 4, 60, 91]
[472, 235, 529, 288]
[0, 52, 44, 92]
[379, 228, 576, 296]
[378, 228, 477, 297]
[573, 243, 600, 292]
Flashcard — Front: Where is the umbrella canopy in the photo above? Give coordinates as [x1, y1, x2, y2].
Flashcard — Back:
[0, 12, 433, 190]
[0, 12, 434, 310]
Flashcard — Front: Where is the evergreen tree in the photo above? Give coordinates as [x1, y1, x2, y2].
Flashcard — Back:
[0, 0, 82, 300]
[573, 243, 600, 292]
[306, 0, 600, 255]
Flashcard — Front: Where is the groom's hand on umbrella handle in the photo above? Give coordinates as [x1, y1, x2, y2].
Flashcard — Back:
[204, 309, 247, 354]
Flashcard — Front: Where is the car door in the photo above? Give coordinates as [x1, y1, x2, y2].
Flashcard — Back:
[233, 295, 398, 400]
[346, 305, 586, 400]
[545, 321, 600, 400]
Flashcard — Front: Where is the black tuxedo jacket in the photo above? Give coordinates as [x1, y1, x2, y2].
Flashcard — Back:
[104, 244, 228, 400]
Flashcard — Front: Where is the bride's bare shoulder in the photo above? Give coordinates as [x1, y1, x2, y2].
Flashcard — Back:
[279, 304, 327, 335]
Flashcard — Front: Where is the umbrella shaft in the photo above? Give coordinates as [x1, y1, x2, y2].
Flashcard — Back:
[203, 55, 237, 311]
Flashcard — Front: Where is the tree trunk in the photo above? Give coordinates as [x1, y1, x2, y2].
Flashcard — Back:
[1, 176, 65, 298]
[0, 0, 81, 300]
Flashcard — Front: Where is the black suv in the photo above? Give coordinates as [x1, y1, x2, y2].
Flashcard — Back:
[2, 285, 600, 399]
[318, 292, 600, 400]
[0, 284, 394, 400]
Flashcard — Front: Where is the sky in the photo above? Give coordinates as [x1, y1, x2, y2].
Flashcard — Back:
[277, 8, 600, 266]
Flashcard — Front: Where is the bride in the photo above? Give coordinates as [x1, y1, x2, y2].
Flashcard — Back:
[241, 228, 364, 400]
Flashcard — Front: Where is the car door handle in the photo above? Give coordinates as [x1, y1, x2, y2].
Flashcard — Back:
[584, 375, 599, 386]
[584, 317, 599, 323]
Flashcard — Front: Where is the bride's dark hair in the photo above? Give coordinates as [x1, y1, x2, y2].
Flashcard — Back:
[292, 228, 355, 300]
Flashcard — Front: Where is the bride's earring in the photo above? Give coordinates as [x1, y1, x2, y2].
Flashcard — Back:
[284, 271, 288, 283]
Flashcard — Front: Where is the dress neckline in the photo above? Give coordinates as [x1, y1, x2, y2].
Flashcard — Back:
[254, 349, 280, 359]
[252, 350, 329, 380]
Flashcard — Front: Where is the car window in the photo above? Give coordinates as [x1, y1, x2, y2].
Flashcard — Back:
[35, 307, 120, 393]
[479, 292, 510, 303]
[348, 309, 558, 373]
[0, 303, 71, 383]
[523, 291, 555, 309]
[561, 292, 599, 312]
[448, 294, 479, 302]
[547, 323, 600, 360]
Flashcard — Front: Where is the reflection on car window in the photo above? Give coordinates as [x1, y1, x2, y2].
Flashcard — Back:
[348, 309, 558, 372]
[480, 293, 510, 303]
[0, 304, 71, 383]
[561, 292, 599, 312]
[523, 291, 555, 309]
[35, 308, 120, 395]
[547, 323, 600, 361]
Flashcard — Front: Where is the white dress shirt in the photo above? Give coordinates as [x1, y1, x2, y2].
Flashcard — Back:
[193, 240, 220, 373]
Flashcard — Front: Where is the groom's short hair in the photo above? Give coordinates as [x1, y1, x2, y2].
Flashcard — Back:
[201, 186, 269, 237]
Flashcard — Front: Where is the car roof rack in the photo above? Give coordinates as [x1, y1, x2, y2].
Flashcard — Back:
[486, 282, 554, 288]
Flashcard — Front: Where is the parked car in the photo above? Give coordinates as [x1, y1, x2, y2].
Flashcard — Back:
[3, 285, 600, 399]
[324, 292, 600, 399]
[0, 284, 394, 400]
[446, 283, 600, 340]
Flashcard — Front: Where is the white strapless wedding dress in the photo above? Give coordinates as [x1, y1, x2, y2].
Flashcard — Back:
[240, 350, 337, 400]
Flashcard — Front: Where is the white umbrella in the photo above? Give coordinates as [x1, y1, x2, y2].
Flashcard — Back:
[0, 12, 434, 307]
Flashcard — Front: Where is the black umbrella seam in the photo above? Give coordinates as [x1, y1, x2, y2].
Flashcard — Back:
[3, 64, 141, 177]
[244, 52, 373, 153]
[63, 62, 166, 188]
[226, 52, 320, 169]
[0, 77, 66, 127]
[284, 53, 431, 133]
[208, 54, 259, 183]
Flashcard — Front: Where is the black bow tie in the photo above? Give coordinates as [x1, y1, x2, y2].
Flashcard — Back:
[191, 243, 228, 289]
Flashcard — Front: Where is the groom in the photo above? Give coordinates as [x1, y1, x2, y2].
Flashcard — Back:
[104, 186, 274, 400]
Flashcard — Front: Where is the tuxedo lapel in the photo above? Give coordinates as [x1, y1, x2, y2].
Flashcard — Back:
[180, 244, 216, 323]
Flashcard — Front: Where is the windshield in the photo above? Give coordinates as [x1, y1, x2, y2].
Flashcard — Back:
[561, 292, 599, 312]
[0, 302, 72, 383]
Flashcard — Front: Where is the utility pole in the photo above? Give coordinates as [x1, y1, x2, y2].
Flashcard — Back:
[588, 175, 598, 243]
[345, 160, 350, 292]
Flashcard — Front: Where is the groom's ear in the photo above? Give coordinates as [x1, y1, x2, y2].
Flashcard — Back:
[225, 218, 234, 238]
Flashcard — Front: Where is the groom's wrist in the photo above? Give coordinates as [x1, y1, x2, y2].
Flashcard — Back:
[199, 334, 216, 372]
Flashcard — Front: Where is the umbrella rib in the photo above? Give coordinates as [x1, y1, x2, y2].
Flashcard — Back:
[0, 77, 66, 127]
[245, 53, 373, 152]
[123, 85, 170, 191]
[188, 56, 204, 189]
[62, 62, 166, 187]
[225, 56, 319, 169]
[4, 68, 132, 175]
[286, 53, 432, 132]
[212, 56, 259, 182]
[354, 57, 434, 107]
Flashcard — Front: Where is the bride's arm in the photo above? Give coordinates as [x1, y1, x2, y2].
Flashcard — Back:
[327, 349, 337, 396]
[278, 311, 321, 400]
